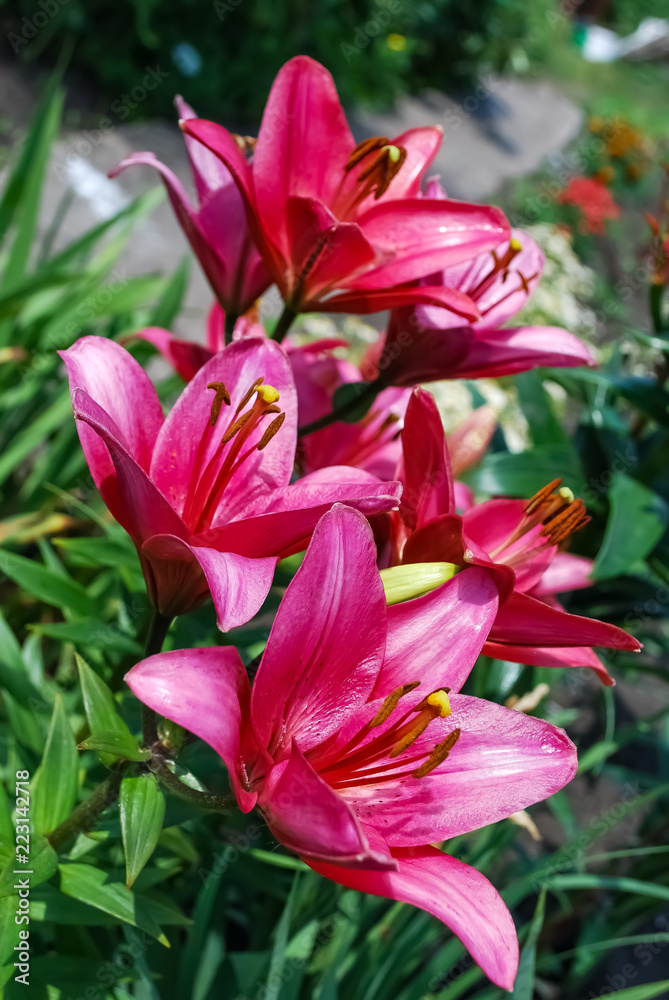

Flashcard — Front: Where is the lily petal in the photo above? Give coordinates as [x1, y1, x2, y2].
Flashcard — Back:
[400, 388, 454, 531]
[482, 640, 614, 685]
[490, 591, 641, 651]
[251, 505, 386, 757]
[125, 646, 257, 811]
[305, 847, 519, 992]
[125, 327, 213, 382]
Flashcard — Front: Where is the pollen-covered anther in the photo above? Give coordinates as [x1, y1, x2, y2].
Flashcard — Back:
[412, 728, 461, 778]
[368, 682, 421, 729]
[345, 136, 407, 199]
[231, 133, 257, 154]
[257, 412, 286, 451]
[207, 381, 231, 426]
[388, 687, 452, 757]
[235, 377, 265, 415]
[524, 478, 563, 516]
[541, 499, 590, 545]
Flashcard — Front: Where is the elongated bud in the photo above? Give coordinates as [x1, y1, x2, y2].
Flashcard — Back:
[379, 562, 457, 605]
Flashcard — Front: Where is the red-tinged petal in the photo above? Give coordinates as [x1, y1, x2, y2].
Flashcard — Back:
[452, 325, 597, 379]
[259, 742, 395, 868]
[59, 335, 164, 484]
[305, 847, 519, 992]
[386, 127, 443, 197]
[202, 471, 402, 559]
[150, 338, 297, 523]
[318, 281, 479, 318]
[175, 95, 231, 199]
[125, 327, 213, 382]
[490, 591, 642, 651]
[447, 405, 497, 477]
[251, 505, 386, 758]
[531, 553, 594, 595]
[141, 533, 277, 630]
[69, 388, 183, 545]
[345, 694, 576, 846]
[400, 388, 454, 531]
[349, 199, 510, 289]
[284, 196, 376, 304]
[481, 640, 614, 684]
[401, 513, 516, 602]
[207, 301, 226, 352]
[374, 566, 499, 698]
[253, 56, 355, 260]
[125, 646, 258, 811]
[454, 480, 475, 511]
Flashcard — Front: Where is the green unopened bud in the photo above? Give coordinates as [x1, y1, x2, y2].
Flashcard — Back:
[158, 718, 184, 755]
[380, 562, 457, 605]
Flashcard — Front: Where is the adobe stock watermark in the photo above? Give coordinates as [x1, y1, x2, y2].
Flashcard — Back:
[8, 0, 71, 54]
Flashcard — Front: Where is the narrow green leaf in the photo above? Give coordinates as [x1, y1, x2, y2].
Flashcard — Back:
[0, 391, 73, 489]
[0, 547, 96, 617]
[58, 863, 170, 945]
[515, 372, 568, 446]
[265, 874, 299, 1000]
[463, 445, 584, 497]
[548, 874, 669, 902]
[590, 982, 669, 1000]
[31, 695, 78, 835]
[76, 654, 132, 738]
[120, 774, 166, 888]
[511, 888, 546, 999]
[594, 475, 668, 579]
[79, 731, 150, 762]
[148, 256, 190, 329]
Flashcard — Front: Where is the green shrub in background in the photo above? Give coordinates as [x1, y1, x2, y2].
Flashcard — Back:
[3, 0, 556, 123]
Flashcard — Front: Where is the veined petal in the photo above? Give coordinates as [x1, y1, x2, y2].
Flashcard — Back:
[251, 505, 387, 758]
[125, 646, 257, 811]
[69, 388, 184, 545]
[125, 327, 212, 382]
[375, 567, 499, 698]
[318, 282, 479, 318]
[481, 640, 614, 685]
[201, 471, 402, 559]
[150, 338, 297, 523]
[453, 325, 597, 378]
[400, 388, 454, 530]
[253, 56, 355, 260]
[490, 591, 641, 651]
[175, 95, 232, 199]
[349, 199, 510, 289]
[305, 847, 519, 991]
[141, 534, 277, 630]
[59, 335, 164, 484]
[345, 694, 576, 845]
[259, 742, 395, 868]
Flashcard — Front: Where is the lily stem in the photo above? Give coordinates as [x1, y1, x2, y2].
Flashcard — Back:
[141, 611, 173, 749]
[224, 311, 238, 346]
[298, 380, 382, 437]
[271, 305, 298, 344]
[47, 770, 124, 851]
[153, 762, 236, 811]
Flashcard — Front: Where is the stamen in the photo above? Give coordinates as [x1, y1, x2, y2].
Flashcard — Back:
[424, 689, 452, 718]
[256, 384, 280, 405]
[257, 412, 286, 450]
[343, 136, 407, 201]
[235, 377, 264, 415]
[207, 382, 231, 426]
[345, 137, 390, 171]
[221, 408, 253, 444]
[368, 683, 420, 728]
[388, 715, 433, 757]
[412, 729, 461, 778]
[525, 479, 562, 515]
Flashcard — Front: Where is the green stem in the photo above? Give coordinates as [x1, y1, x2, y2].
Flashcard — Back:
[224, 311, 238, 346]
[298, 380, 382, 437]
[271, 306, 298, 344]
[47, 770, 123, 851]
[142, 611, 173, 749]
[154, 762, 235, 811]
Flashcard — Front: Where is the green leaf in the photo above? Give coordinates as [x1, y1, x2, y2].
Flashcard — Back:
[515, 372, 568, 446]
[331, 381, 380, 424]
[264, 874, 299, 1000]
[548, 874, 669, 903]
[77, 653, 133, 765]
[58, 863, 171, 945]
[31, 695, 78, 835]
[463, 445, 584, 497]
[594, 475, 668, 579]
[511, 888, 545, 999]
[148, 256, 190, 329]
[0, 547, 96, 617]
[585, 982, 669, 999]
[78, 731, 150, 763]
[0, 895, 21, 965]
[0, 391, 73, 489]
[120, 774, 166, 887]
[30, 619, 142, 656]
[0, 833, 58, 897]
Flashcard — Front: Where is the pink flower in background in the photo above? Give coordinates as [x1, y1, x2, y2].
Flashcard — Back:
[59, 336, 401, 630]
[127, 504, 579, 990]
[179, 57, 510, 317]
[363, 190, 595, 385]
[558, 177, 620, 235]
[110, 97, 270, 317]
[389, 388, 641, 681]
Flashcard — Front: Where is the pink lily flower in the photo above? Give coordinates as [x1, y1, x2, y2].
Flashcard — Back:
[389, 389, 641, 682]
[109, 97, 270, 318]
[126, 504, 578, 990]
[59, 336, 401, 630]
[178, 57, 510, 318]
[363, 188, 595, 385]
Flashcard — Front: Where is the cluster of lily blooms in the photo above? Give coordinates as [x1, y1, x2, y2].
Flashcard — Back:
[60, 57, 641, 990]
